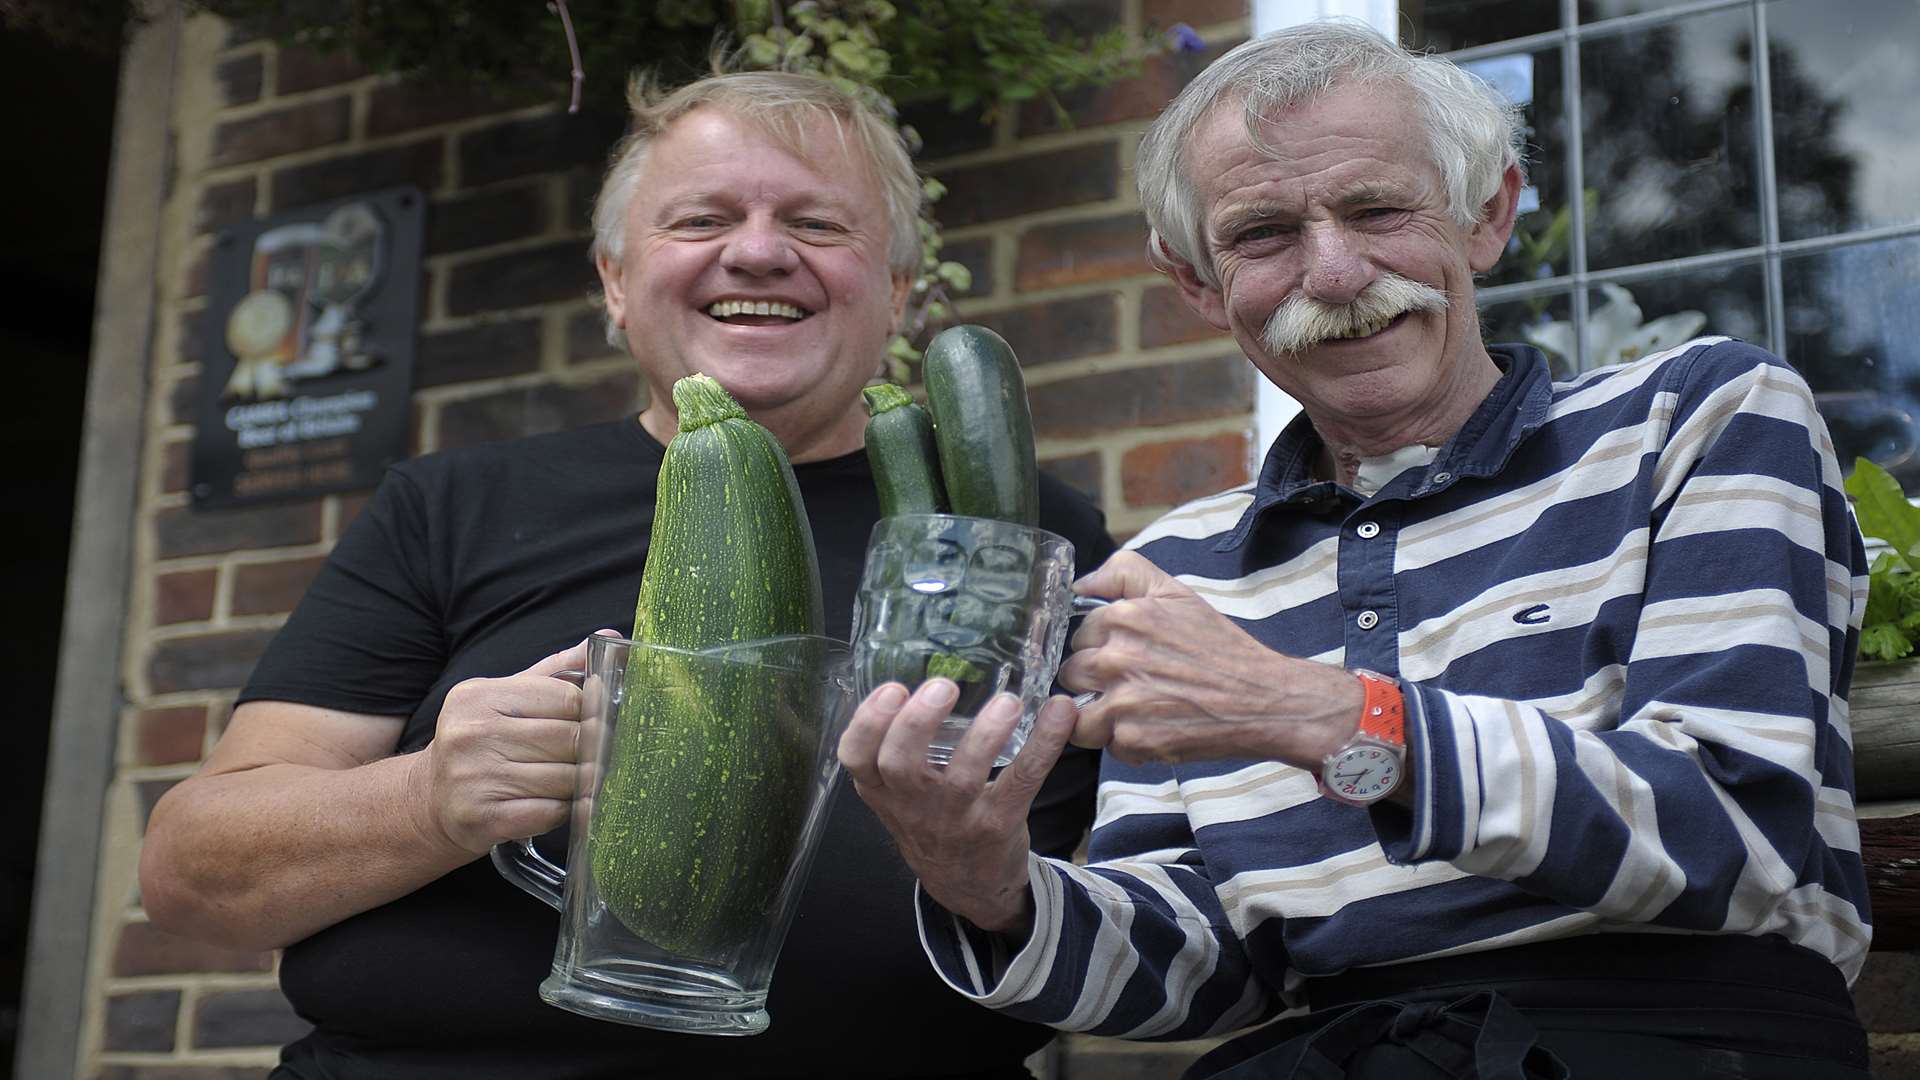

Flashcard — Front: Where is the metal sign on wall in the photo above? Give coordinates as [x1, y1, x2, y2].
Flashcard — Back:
[190, 185, 424, 509]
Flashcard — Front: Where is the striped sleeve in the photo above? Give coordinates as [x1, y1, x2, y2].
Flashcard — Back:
[915, 762, 1275, 1039]
[1377, 342, 1873, 978]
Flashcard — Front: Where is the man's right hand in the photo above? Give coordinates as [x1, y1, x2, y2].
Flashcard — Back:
[837, 679, 1079, 935]
[411, 635, 593, 856]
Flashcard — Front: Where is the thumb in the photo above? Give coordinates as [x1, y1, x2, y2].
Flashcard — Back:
[521, 630, 618, 678]
[1073, 549, 1168, 603]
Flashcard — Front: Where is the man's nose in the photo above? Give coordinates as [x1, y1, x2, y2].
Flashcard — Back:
[1299, 225, 1374, 305]
[723, 218, 800, 276]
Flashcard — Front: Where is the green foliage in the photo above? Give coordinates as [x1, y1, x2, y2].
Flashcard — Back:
[1845, 457, 1920, 662]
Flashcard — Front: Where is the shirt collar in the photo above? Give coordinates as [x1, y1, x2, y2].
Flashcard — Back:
[1216, 343, 1556, 552]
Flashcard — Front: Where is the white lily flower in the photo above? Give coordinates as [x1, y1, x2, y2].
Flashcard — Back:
[1523, 283, 1707, 370]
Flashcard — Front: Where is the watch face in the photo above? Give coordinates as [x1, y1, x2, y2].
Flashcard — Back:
[1326, 745, 1401, 803]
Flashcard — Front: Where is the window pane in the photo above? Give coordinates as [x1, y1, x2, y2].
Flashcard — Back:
[1770, 0, 1920, 241]
[1578, 0, 1700, 21]
[1588, 263, 1768, 367]
[1785, 236, 1920, 486]
[1580, 10, 1762, 269]
[1466, 48, 1572, 289]
[1405, 0, 1560, 52]
[1481, 291, 1574, 378]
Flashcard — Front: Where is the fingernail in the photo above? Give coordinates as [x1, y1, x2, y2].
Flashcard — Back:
[987, 692, 1021, 719]
[923, 679, 958, 707]
[874, 683, 910, 711]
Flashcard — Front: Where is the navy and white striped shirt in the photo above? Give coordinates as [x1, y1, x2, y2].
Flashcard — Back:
[919, 338, 1872, 1041]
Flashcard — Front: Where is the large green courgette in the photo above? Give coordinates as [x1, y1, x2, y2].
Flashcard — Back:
[922, 325, 1040, 526]
[861, 383, 948, 517]
[589, 373, 825, 958]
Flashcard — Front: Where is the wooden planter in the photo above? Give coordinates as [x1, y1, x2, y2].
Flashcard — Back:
[1851, 659, 1920, 801]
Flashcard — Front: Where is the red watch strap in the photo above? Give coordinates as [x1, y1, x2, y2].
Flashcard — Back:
[1356, 672, 1405, 746]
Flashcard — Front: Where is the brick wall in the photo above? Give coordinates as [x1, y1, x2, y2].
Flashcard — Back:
[74, 3, 1918, 1078]
[82, 3, 1256, 1076]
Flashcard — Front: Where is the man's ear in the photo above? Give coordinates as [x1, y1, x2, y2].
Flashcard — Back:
[1153, 235, 1231, 331]
[596, 251, 627, 329]
[1467, 164, 1525, 274]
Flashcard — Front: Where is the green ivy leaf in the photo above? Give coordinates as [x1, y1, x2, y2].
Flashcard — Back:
[935, 260, 972, 292]
[1848, 457, 1920, 564]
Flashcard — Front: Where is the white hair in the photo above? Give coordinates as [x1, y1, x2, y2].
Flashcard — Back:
[1137, 18, 1526, 288]
[591, 70, 924, 347]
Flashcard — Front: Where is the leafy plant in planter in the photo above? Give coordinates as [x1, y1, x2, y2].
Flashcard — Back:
[1846, 458, 1920, 662]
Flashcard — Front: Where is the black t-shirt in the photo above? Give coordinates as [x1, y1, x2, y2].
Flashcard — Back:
[238, 416, 1117, 1079]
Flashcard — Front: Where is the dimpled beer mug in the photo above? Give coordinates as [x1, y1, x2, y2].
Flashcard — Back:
[851, 513, 1103, 767]
[492, 632, 855, 1035]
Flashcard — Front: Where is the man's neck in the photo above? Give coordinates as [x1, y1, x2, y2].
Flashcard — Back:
[638, 401, 867, 464]
[1310, 349, 1504, 487]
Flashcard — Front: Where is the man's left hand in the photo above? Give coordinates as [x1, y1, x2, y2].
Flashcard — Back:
[1060, 551, 1361, 767]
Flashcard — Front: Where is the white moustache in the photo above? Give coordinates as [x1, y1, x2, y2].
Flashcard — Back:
[1261, 274, 1451, 355]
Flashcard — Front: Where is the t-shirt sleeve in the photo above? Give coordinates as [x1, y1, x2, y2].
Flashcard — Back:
[238, 466, 449, 716]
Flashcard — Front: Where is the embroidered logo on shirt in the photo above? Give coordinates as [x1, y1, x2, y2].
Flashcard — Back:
[1513, 604, 1552, 625]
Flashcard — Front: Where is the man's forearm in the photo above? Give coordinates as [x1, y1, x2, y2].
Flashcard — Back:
[140, 752, 472, 951]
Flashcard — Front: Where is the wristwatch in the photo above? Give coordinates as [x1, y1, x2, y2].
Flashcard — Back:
[1316, 669, 1407, 806]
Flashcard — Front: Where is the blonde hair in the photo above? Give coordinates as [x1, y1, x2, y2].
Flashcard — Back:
[591, 70, 923, 347]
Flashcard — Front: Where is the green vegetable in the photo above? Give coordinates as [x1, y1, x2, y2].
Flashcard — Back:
[922, 324, 1040, 526]
[861, 383, 949, 517]
[589, 373, 825, 957]
[1845, 457, 1920, 662]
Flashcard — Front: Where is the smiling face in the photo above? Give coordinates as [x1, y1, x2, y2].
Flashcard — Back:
[597, 106, 910, 461]
[1171, 81, 1520, 455]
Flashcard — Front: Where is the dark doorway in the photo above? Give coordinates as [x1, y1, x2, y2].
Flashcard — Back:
[0, 17, 121, 1080]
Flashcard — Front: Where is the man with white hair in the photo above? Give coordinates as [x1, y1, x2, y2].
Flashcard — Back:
[841, 20, 1873, 1078]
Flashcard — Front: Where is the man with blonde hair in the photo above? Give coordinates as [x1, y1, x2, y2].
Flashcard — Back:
[843, 21, 1872, 1078]
[142, 69, 1113, 1078]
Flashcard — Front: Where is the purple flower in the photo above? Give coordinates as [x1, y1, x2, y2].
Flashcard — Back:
[1169, 23, 1205, 53]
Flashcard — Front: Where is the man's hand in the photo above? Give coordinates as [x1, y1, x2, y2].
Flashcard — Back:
[838, 680, 1079, 934]
[1060, 551, 1361, 767]
[410, 634, 604, 856]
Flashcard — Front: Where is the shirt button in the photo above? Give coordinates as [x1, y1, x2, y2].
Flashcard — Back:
[1432, 471, 1453, 485]
[1356, 610, 1379, 630]
[1356, 521, 1380, 539]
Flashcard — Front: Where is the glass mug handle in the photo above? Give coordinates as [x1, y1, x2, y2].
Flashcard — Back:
[488, 666, 587, 911]
[1065, 595, 1110, 709]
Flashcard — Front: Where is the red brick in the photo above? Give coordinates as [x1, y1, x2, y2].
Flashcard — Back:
[897, 96, 995, 163]
[457, 108, 628, 189]
[1029, 354, 1254, 440]
[367, 79, 541, 138]
[195, 177, 257, 235]
[154, 501, 324, 559]
[214, 54, 262, 108]
[967, 293, 1119, 368]
[180, 244, 211, 300]
[209, 96, 351, 168]
[276, 45, 369, 94]
[110, 921, 272, 977]
[231, 555, 328, 617]
[131, 705, 208, 767]
[1016, 214, 1150, 290]
[154, 568, 217, 626]
[1121, 432, 1250, 507]
[336, 490, 373, 533]
[103, 990, 180, 1052]
[168, 372, 200, 427]
[416, 317, 544, 388]
[1143, 0, 1247, 30]
[445, 240, 600, 317]
[160, 438, 190, 495]
[270, 139, 444, 213]
[569, 307, 620, 364]
[192, 987, 312, 1049]
[1020, 38, 1239, 136]
[1141, 283, 1228, 350]
[426, 183, 548, 255]
[938, 236, 994, 298]
[935, 142, 1120, 228]
[146, 629, 283, 696]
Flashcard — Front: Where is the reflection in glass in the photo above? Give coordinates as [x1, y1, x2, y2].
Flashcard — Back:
[1770, 0, 1920, 241]
[1465, 48, 1570, 289]
[1481, 291, 1572, 377]
[1580, 10, 1760, 269]
[1404, 0, 1559, 53]
[1785, 236, 1920, 487]
[1592, 262, 1767, 356]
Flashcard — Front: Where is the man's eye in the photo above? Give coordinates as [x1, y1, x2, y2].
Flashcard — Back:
[679, 216, 723, 229]
[796, 219, 842, 232]
[1238, 224, 1289, 244]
